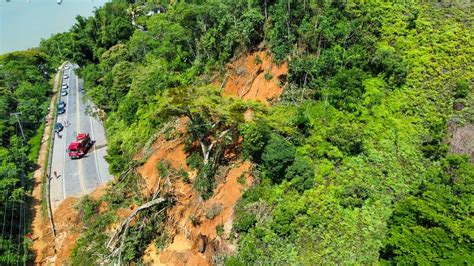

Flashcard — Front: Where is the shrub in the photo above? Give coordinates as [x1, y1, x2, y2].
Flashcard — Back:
[238, 174, 246, 185]
[262, 135, 295, 183]
[233, 212, 257, 233]
[264, 72, 273, 80]
[157, 161, 170, 177]
[154, 231, 170, 251]
[285, 156, 314, 192]
[239, 121, 270, 162]
[216, 224, 224, 236]
[194, 164, 215, 200]
[178, 169, 190, 183]
[206, 203, 223, 220]
[189, 215, 200, 226]
[76, 196, 99, 225]
[454, 80, 470, 99]
[254, 55, 262, 65]
[187, 152, 203, 170]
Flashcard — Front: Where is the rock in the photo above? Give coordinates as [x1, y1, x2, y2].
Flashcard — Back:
[196, 234, 208, 253]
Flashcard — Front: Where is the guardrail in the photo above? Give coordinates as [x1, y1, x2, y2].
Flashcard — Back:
[44, 62, 68, 237]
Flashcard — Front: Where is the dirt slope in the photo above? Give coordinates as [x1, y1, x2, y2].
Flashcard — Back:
[137, 129, 253, 265]
[223, 50, 287, 106]
[141, 51, 285, 265]
[32, 184, 107, 265]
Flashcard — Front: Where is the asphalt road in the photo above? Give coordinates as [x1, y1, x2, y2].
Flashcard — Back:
[50, 64, 112, 210]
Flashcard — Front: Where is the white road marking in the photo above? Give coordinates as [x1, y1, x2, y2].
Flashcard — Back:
[61, 67, 70, 200]
[76, 72, 86, 193]
[89, 110, 103, 184]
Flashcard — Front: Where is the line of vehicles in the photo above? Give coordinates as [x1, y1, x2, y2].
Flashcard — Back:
[55, 64, 93, 159]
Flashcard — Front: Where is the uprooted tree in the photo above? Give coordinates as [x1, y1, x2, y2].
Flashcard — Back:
[159, 86, 263, 198]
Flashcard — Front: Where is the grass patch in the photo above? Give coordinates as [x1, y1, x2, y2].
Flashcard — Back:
[28, 123, 45, 162]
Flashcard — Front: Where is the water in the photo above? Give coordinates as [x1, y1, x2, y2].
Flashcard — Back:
[0, 0, 108, 54]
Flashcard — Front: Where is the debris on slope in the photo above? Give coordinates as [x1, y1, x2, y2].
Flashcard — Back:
[223, 50, 288, 106]
[33, 184, 107, 265]
[140, 51, 283, 264]
[136, 117, 253, 265]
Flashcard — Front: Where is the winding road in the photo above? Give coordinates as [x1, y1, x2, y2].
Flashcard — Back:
[49, 63, 112, 210]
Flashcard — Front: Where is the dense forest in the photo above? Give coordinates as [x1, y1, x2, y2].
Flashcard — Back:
[2, 0, 472, 264]
[0, 51, 53, 263]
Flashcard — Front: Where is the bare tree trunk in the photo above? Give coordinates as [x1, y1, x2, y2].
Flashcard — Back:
[198, 129, 229, 166]
[264, 0, 268, 20]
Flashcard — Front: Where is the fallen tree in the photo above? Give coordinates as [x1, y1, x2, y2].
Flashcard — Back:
[106, 197, 168, 264]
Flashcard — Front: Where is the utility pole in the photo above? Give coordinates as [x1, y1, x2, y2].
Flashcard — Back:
[10, 112, 25, 141]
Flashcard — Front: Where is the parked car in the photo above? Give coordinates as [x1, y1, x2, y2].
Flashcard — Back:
[61, 90, 68, 96]
[58, 100, 66, 109]
[64, 65, 70, 70]
[63, 74, 69, 79]
[54, 122, 64, 133]
[58, 107, 66, 114]
[62, 84, 68, 89]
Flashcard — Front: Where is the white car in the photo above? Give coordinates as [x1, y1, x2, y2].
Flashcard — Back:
[62, 84, 68, 89]
[64, 65, 70, 70]
[61, 90, 68, 96]
[63, 74, 69, 79]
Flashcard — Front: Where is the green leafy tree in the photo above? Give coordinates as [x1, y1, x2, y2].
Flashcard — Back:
[262, 134, 295, 183]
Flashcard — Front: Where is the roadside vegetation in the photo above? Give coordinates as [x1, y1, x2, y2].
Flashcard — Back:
[35, 0, 473, 264]
[0, 50, 53, 264]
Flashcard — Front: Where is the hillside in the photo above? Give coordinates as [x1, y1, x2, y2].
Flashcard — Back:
[27, 0, 474, 265]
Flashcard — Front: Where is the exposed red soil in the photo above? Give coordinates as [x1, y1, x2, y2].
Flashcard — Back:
[140, 51, 284, 264]
[33, 184, 108, 265]
[223, 50, 287, 106]
[32, 51, 285, 264]
[134, 117, 253, 265]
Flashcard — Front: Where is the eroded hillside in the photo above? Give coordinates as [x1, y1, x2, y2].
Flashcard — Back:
[34, 0, 473, 265]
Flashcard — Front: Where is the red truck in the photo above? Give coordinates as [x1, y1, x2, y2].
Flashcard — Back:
[67, 133, 93, 159]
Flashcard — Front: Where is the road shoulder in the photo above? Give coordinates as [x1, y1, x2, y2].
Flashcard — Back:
[30, 62, 65, 264]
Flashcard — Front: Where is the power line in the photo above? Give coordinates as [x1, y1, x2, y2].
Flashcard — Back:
[10, 112, 25, 141]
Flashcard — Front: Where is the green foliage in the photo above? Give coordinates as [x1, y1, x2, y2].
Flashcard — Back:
[380, 155, 474, 264]
[285, 156, 314, 192]
[216, 224, 224, 237]
[33, 0, 473, 264]
[264, 72, 273, 80]
[237, 174, 246, 185]
[186, 152, 203, 170]
[76, 196, 99, 226]
[454, 80, 470, 99]
[194, 163, 215, 200]
[239, 121, 270, 162]
[262, 135, 295, 183]
[0, 50, 52, 264]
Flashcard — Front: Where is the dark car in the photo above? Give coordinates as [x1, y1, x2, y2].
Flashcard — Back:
[58, 100, 66, 109]
[58, 107, 66, 114]
[54, 122, 64, 133]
